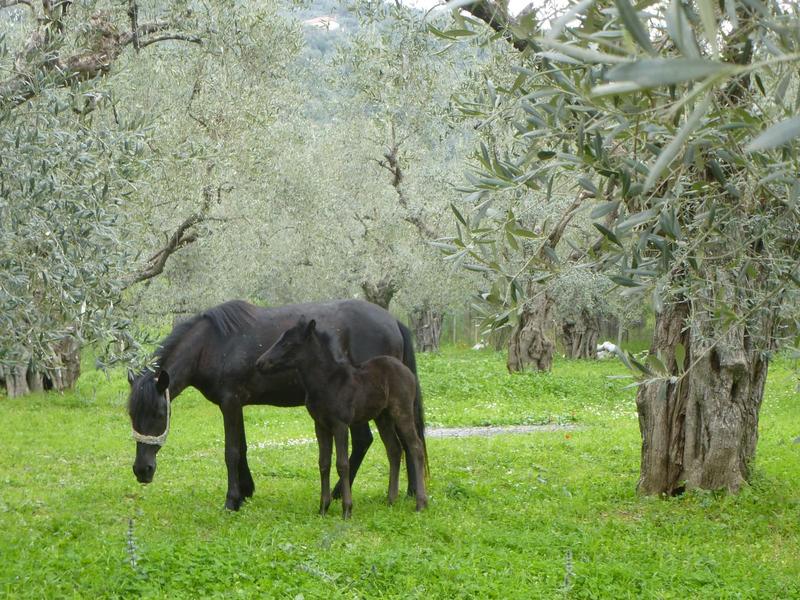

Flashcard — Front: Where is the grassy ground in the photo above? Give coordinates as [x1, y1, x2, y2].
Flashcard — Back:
[1, 347, 798, 598]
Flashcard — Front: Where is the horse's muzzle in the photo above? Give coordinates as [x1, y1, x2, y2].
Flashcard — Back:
[133, 461, 156, 484]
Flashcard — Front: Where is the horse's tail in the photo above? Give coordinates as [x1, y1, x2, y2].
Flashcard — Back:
[398, 320, 429, 479]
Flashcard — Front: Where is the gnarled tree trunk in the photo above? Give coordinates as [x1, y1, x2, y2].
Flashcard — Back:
[562, 309, 600, 360]
[409, 305, 443, 352]
[507, 291, 555, 372]
[636, 299, 771, 495]
[47, 336, 81, 391]
[1, 336, 81, 398]
[2, 363, 30, 398]
[361, 275, 398, 310]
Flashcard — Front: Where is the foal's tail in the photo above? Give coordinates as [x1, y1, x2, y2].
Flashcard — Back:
[398, 320, 429, 479]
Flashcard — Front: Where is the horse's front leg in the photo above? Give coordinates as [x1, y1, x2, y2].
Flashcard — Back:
[221, 403, 245, 511]
[332, 422, 372, 499]
[333, 422, 352, 519]
[315, 421, 333, 516]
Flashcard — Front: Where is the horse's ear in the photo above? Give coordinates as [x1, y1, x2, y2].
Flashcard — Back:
[127, 370, 135, 386]
[155, 370, 170, 394]
[306, 319, 316, 337]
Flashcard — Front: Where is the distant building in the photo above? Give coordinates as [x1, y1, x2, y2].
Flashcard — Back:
[302, 16, 341, 31]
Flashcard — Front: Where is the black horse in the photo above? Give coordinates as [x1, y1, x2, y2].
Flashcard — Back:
[127, 299, 424, 511]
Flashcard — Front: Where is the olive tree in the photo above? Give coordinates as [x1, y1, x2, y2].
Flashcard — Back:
[444, 0, 800, 493]
[0, 0, 198, 395]
[327, 2, 486, 348]
[0, 0, 300, 395]
[138, 4, 483, 353]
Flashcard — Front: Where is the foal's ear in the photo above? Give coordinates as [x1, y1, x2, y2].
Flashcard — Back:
[127, 370, 135, 386]
[305, 319, 316, 337]
[155, 370, 170, 394]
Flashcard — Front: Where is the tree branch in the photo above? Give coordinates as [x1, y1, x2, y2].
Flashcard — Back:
[378, 122, 438, 240]
[1, 14, 201, 109]
[137, 33, 202, 49]
[127, 0, 140, 51]
[546, 192, 587, 250]
[463, 1, 533, 52]
[122, 183, 231, 289]
[0, 0, 33, 10]
[123, 214, 205, 288]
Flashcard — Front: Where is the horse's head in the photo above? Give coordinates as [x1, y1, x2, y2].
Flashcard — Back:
[256, 318, 316, 373]
[127, 369, 171, 484]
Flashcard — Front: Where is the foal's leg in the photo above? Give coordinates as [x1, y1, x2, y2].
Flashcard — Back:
[374, 413, 402, 506]
[332, 423, 373, 499]
[332, 422, 352, 519]
[395, 419, 428, 511]
[398, 435, 418, 498]
[315, 421, 333, 516]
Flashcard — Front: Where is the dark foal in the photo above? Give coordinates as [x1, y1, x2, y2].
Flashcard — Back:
[256, 318, 428, 518]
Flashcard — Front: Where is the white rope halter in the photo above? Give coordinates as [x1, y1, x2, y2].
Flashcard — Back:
[131, 389, 171, 446]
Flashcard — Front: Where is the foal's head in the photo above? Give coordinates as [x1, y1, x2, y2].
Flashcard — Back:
[256, 317, 318, 373]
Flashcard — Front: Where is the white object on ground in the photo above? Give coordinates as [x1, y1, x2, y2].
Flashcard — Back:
[596, 341, 618, 359]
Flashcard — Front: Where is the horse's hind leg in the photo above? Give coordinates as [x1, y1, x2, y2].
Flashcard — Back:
[398, 435, 418, 498]
[238, 425, 255, 499]
[333, 422, 352, 519]
[395, 419, 428, 512]
[375, 413, 402, 506]
[315, 421, 333, 516]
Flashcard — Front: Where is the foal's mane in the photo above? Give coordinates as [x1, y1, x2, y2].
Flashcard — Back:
[312, 327, 350, 367]
[155, 300, 258, 364]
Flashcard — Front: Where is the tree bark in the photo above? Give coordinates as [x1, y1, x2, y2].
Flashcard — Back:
[636, 299, 771, 495]
[361, 275, 398, 310]
[409, 305, 443, 352]
[562, 309, 600, 360]
[2, 363, 30, 398]
[47, 336, 81, 391]
[507, 291, 555, 372]
[1, 335, 81, 397]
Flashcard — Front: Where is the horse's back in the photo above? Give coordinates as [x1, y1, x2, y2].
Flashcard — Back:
[256, 299, 402, 361]
[202, 300, 404, 407]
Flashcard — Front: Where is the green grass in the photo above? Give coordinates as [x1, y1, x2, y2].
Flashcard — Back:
[1, 348, 798, 598]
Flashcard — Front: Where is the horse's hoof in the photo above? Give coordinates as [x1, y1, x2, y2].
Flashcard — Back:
[241, 482, 255, 498]
[225, 496, 243, 511]
[331, 484, 342, 500]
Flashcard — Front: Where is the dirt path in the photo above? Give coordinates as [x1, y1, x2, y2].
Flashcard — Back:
[252, 424, 580, 450]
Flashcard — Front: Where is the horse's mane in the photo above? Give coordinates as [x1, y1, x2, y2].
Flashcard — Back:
[155, 300, 258, 365]
[130, 301, 258, 416]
